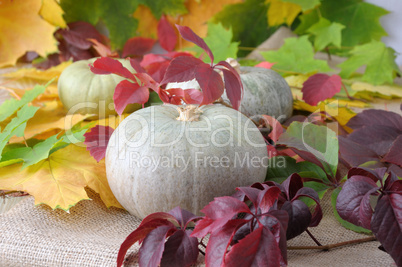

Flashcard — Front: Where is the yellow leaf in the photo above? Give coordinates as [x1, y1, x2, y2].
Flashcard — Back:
[294, 99, 356, 126]
[351, 81, 402, 98]
[39, 0, 67, 28]
[0, 145, 122, 210]
[0, 0, 58, 67]
[1, 61, 71, 82]
[266, 0, 302, 26]
[133, 0, 243, 48]
[8, 101, 90, 142]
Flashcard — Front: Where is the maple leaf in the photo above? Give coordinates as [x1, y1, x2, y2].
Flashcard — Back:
[261, 36, 332, 75]
[265, 0, 302, 26]
[307, 18, 345, 51]
[191, 22, 239, 63]
[0, 145, 121, 211]
[39, 0, 67, 28]
[302, 74, 342, 106]
[338, 40, 401, 85]
[0, 0, 58, 67]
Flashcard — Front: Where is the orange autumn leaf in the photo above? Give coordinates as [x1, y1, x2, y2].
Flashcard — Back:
[0, 144, 122, 210]
[134, 0, 242, 48]
[0, 0, 58, 67]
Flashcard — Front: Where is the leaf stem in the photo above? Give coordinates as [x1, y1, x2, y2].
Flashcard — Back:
[305, 229, 323, 246]
[287, 236, 376, 251]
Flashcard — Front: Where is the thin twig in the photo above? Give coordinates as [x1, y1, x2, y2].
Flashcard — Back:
[287, 236, 376, 251]
[306, 229, 323, 246]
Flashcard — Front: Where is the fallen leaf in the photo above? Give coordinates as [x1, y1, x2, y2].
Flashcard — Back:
[302, 74, 342, 106]
[0, 144, 122, 210]
[39, 0, 67, 28]
[351, 81, 402, 98]
[265, 0, 301, 26]
[0, 0, 58, 67]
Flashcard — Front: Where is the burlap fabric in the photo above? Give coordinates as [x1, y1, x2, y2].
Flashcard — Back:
[0, 190, 395, 267]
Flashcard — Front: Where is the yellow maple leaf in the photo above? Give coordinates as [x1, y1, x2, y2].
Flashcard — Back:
[266, 0, 301, 26]
[1, 61, 71, 82]
[39, 0, 67, 28]
[0, 0, 58, 67]
[0, 145, 122, 210]
[133, 0, 242, 47]
[351, 81, 402, 98]
[294, 99, 356, 127]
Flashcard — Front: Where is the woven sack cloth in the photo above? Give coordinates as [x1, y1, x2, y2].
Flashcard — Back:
[0, 189, 396, 267]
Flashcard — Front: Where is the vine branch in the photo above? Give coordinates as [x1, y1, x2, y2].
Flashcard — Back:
[287, 236, 376, 251]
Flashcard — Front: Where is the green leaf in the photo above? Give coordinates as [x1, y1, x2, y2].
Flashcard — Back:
[0, 146, 31, 167]
[260, 36, 332, 75]
[0, 105, 40, 160]
[294, 9, 319, 35]
[213, 0, 277, 58]
[277, 121, 338, 178]
[307, 17, 345, 51]
[320, 0, 388, 47]
[338, 40, 401, 85]
[282, 0, 321, 11]
[191, 22, 239, 63]
[60, 0, 139, 49]
[0, 84, 45, 122]
[331, 188, 372, 234]
[60, 0, 102, 25]
[138, 0, 187, 18]
[266, 156, 330, 184]
[21, 135, 63, 169]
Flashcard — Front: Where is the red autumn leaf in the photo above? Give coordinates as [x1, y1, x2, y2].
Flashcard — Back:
[224, 226, 282, 267]
[216, 60, 243, 110]
[139, 224, 177, 266]
[129, 57, 146, 73]
[158, 15, 177, 52]
[382, 135, 402, 166]
[195, 63, 224, 106]
[90, 57, 136, 80]
[302, 74, 342, 106]
[205, 219, 249, 267]
[160, 230, 199, 267]
[347, 109, 402, 130]
[176, 24, 214, 64]
[183, 89, 203, 105]
[117, 218, 173, 267]
[145, 60, 171, 83]
[191, 196, 251, 238]
[161, 56, 204, 84]
[114, 80, 149, 115]
[141, 54, 166, 68]
[258, 186, 282, 213]
[57, 21, 104, 50]
[255, 61, 275, 69]
[122, 36, 156, 58]
[168, 206, 202, 228]
[260, 115, 283, 143]
[87, 38, 117, 58]
[83, 125, 114, 162]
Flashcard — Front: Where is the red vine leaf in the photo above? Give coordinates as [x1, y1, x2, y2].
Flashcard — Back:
[160, 230, 199, 267]
[195, 63, 224, 106]
[381, 135, 402, 166]
[176, 24, 214, 64]
[255, 61, 275, 69]
[302, 74, 342, 106]
[158, 15, 177, 52]
[114, 80, 149, 115]
[90, 57, 135, 80]
[83, 125, 114, 162]
[122, 37, 156, 58]
[161, 56, 204, 84]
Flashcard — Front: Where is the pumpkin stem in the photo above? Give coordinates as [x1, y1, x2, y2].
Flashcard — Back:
[176, 105, 202, 121]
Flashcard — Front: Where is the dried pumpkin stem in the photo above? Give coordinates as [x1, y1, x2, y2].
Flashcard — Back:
[176, 105, 202, 122]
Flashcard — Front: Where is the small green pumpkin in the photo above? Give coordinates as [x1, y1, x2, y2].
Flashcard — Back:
[58, 58, 140, 118]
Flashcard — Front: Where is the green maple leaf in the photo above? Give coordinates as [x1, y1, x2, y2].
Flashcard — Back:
[260, 35, 332, 74]
[282, 0, 321, 11]
[0, 105, 39, 160]
[0, 84, 46, 122]
[191, 22, 239, 63]
[213, 0, 277, 58]
[338, 40, 400, 85]
[294, 9, 320, 35]
[320, 0, 388, 47]
[138, 0, 187, 18]
[307, 18, 345, 51]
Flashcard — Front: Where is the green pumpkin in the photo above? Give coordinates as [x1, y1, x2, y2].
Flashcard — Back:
[58, 58, 140, 118]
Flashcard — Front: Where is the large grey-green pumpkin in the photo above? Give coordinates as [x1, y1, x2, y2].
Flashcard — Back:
[167, 66, 293, 122]
[58, 58, 140, 118]
[105, 104, 268, 218]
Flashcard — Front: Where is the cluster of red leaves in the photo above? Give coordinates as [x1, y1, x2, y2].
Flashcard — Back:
[338, 109, 402, 177]
[336, 167, 402, 266]
[90, 24, 243, 114]
[117, 173, 322, 267]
